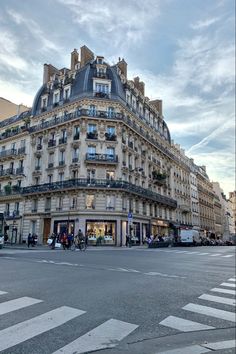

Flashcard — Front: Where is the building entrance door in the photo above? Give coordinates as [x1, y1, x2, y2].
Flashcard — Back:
[43, 218, 51, 244]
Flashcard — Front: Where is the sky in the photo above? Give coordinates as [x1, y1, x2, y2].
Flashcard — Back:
[0, 0, 235, 195]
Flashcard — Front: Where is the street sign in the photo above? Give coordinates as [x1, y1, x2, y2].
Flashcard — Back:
[128, 212, 133, 224]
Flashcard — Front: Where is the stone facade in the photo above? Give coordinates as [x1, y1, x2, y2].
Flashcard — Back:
[0, 45, 228, 244]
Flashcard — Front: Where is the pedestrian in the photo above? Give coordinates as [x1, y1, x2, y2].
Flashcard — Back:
[51, 233, 57, 249]
[126, 234, 129, 247]
[27, 233, 32, 248]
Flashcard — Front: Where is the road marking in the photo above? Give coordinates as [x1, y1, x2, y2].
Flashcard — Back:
[186, 251, 200, 254]
[202, 339, 236, 350]
[220, 282, 236, 288]
[211, 288, 236, 295]
[0, 297, 42, 315]
[52, 318, 138, 354]
[159, 315, 214, 332]
[199, 294, 236, 306]
[210, 253, 222, 256]
[144, 272, 185, 279]
[156, 345, 209, 354]
[0, 291, 8, 295]
[222, 255, 234, 258]
[183, 303, 236, 322]
[197, 253, 209, 255]
[174, 251, 189, 253]
[228, 278, 236, 282]
[0, 306, 85, 352]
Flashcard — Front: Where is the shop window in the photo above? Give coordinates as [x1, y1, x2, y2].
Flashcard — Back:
[86, 221, 115, 244]
[86, 194, 95, 209]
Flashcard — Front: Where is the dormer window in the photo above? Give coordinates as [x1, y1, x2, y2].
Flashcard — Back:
[63, 85, 71, 101]
[53, 90, 60, 105]
[41, 95, 48, 110]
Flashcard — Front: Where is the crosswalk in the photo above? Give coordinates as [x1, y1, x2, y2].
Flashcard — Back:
[133, 247, 235, 259]
[159, 275, 236, 334]
[0, 290, 138, 353]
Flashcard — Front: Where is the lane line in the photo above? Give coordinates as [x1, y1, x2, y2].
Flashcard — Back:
[183, 303, 236, 322]
[52, 318, 138, 354]
[156, 345, 210, 354]
[159, 315, 214, 332]
[202, 339, 236, 350]
[197, 253, 209, 255]
[0, 291, 8, 295]
[0, 306, 85, 352]
[228, 278, 236, 282]
[187, 252, 200, 254]
[222, 255, 234, 258]
[0, 297, 42, 315]
[199, 294, 236, 306]
[210, 254, 222, 257]
[220, 282, 236, 288]
[211, 288, 236, 295]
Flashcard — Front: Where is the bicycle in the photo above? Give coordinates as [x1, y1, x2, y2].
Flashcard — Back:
[71, 239, 87, 251]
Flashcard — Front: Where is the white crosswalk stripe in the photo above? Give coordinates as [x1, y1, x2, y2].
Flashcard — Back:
[183, 303, 236, 322]
[52, 318, 138, 354]
[210, 253, 222, 257]
[211, 287, 236, 295]
[0, 291, 8, 295]
[220, 282, 236, 288]
[199, 294, 236, 306]
[159, 315, 214, 332]
[0, 297, 42, 315]
[228, 278, 236, 282]
[222, 255, 233, 258]
[0, 306, 85, 352]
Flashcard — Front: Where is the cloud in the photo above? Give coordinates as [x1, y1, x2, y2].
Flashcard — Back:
[56, 0, 161, 48]
[7, 8, 61, 53]
[191, 17, 220, 30]
[0, 30, 28, 72]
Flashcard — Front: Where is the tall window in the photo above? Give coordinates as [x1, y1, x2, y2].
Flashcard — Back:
[86, 195, 95, 209]
[59, 172, 64, 182]
[48, 175, 53, 184]
[107, 107, 114, 118]
[95, 83, 108, 93]
[106, 195, 115, 210]
[87, 146, 96, 157]
[106, 171, 115, 180]
[106, 147, 115, 157]
[87, 169, 95, 182]
[73, 147, 79, 160]
[89, 105, 96, 116]
[59, 150, 64, 163]
[45, 198, 51, 211]
[88, 124, 97, 133]
[32, 199, 38, 212]
[53, 91, 59, 103]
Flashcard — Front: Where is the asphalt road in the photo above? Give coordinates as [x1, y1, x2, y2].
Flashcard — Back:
[0, 245, 235, 354]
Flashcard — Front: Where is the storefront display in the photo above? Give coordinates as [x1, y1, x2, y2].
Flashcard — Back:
[86, 220, 116, 245]
[53, 220, 74, 235]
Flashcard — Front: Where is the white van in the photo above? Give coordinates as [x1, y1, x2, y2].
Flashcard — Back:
[0, 235, 4, 249]
[180, 229, 201, 246]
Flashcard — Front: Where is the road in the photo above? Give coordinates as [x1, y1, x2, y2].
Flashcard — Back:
[0, 245, 235, 354]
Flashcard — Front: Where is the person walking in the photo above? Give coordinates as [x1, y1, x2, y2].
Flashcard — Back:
[27, 233, 32, 248]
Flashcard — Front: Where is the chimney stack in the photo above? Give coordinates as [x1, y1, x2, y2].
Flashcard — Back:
[71, 48, 79, 70]
[117, 58, 127, 78]
[43, 64, 60, 84]
[149, 99, 163, 116]
[133, 76, 145, 95]
[80, 45, 94, 68]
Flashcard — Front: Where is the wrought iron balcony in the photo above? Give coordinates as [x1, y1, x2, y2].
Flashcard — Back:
[59, 137, 67, 145]
[105, 133, 116, 141]
[85, 153, 118, 163]
[59, 160, 65, 166]
[48, 140, 56, 148]
[179, 204, 191, 213]
[73, 134, 80, 140]
[48, 163, 54, 168]
[16, 167, 24, 175]
[87, 132, 98, 140]
[36, 144, 42, 150]
[72, 157, 79, 163]
[35, 166, 41, 171]
[22, 178, 177, 208]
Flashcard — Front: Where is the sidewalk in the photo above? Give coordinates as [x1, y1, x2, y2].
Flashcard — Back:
[2, 244, 148, 251]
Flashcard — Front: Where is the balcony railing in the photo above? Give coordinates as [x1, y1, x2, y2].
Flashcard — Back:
[59, 161, 65, 166]
[105, 133, 116, 141]
[59, 137, 67, 145]
[16, 167, 24, 175]
[87, 132, 98, 140]
[94, 91, 110, 99]
[73, 134, 80, 140]
[85, 153, 118, 163]
[22, 178, 177, 208]
[35, 166, 41, 171]
[72, 157, 79, 163]
[48, 140, 56, 147]
[48, 163, 54, 168]
[37, 144, 42, 150]
[28, 107, 177, 162]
